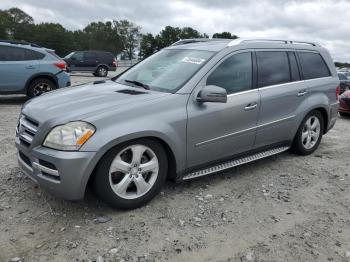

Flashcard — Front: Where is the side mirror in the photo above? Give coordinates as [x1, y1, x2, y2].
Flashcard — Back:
[196, 85, 227, 103]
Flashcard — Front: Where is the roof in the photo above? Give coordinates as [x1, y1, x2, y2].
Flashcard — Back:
[166, 38, 323, 52]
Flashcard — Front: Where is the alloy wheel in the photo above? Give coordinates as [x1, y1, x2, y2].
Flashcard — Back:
[301, 116, 321, 150]
[108, 144, 159, 200]
[33, 82, 52, 96]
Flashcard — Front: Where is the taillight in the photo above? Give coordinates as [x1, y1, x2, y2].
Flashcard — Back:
[336, 86, 340, 100]
[54, 61, 66, 70]
[112, 58, 117, 67]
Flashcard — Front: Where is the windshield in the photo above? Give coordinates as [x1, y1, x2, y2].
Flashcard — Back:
[64, 52, 74, 59]
[115, 49, 214, 93]
[338, 73, 347, 80]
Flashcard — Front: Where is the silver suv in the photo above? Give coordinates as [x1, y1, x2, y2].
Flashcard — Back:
[16, 39, 340, 209]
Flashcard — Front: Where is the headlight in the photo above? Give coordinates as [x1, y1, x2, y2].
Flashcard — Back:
[43, 121, 95, 151]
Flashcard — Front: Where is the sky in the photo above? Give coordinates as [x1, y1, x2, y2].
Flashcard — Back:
[0, 0, 349, 62]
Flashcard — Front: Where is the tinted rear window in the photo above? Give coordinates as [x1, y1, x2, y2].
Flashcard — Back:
[257, 51, 290, 87]
[298, 52, 330, 80]
[98, 52, 114, 61]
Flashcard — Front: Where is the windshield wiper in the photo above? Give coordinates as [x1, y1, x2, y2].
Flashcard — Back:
[124, 79, 150, 90]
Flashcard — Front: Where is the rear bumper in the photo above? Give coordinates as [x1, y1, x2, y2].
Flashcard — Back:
[56, 71, 71, 89]
[327, 101, 339, 132]
[15, 136, 96, 200]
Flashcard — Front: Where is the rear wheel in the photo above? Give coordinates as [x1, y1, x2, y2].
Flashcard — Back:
[27, 78, 56, 98]
[291, 110, 324, 155]
[92, 139, 168, 209]
[96, 66, 108, 77]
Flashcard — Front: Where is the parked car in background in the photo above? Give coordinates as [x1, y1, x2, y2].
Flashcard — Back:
[0, 40, 70, 97]
[339, 90, 350, 116]
[338, 72, 350, 94]
[64, 50, 117, 77]
[16, 38, 339, 209]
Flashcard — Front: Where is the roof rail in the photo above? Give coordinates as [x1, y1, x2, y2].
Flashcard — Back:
[227, 38, 320, 47]
[171, 38, 230, 46]
[0, 40, 41, 48]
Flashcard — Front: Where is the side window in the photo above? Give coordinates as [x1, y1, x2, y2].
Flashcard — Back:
[24, 50, 45, 60]
[257, 51, 290, 87]
[84, 52, 96, 60]
[298, 52, 330, 80]
[0, 46, 7, 61]
[72, 52, 84, 61]
[288, 52, 301, 81]
[207, 52, 252, 94]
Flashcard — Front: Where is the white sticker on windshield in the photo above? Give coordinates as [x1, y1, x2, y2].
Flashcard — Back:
[181, 57, 205, 65]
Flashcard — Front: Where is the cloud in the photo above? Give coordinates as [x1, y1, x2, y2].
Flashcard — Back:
[0, 0, 349, 61]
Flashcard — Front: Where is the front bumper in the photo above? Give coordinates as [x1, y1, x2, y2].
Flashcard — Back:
[15, 136, 96, 200]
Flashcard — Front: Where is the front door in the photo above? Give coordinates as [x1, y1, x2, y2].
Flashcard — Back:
[186, 51, 260, 168]
[69, 51, 84, 71]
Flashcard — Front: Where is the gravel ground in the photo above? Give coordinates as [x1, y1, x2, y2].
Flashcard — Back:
[0, 72, 350, 262]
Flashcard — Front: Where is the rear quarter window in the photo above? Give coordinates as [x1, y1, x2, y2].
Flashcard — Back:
[298, 52, 331, 80]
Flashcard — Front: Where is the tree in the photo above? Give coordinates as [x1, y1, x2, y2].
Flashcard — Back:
[0, 10, 11, 39]
[113, 20, 141, 59]
[179, 27, 202, 39]
[212, 32, 238, 39]
[155, 26, 182, 49]
[83, 21, 122, 56]
[139, 33, 157, 59]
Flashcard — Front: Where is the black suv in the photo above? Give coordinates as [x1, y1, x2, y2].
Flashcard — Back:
[64, 51, 117, 77]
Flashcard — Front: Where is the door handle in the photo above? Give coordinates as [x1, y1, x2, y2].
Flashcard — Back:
[244, 102, 258, 111]
[25, 65, 35, 69]
[297, 90, 308, 97]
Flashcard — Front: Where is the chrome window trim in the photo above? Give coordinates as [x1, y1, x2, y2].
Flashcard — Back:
[227, 75, 335, 97]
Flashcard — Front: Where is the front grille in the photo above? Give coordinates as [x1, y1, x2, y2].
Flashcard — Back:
[16, 115, 39, 147]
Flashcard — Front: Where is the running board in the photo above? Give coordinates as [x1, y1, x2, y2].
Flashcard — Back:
[183, 146, 290, 180]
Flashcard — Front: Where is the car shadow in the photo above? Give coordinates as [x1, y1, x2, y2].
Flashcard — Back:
[0, 95, 28, 105]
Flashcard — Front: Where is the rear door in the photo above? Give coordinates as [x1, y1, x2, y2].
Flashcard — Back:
[0, 46, 39, 92]
[186, 51, 260, 168]
[255, 50, 307, 148]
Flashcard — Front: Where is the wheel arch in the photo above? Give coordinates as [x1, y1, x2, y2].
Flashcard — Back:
[25, 73, 58, 95]
[85, 135, 178, 195]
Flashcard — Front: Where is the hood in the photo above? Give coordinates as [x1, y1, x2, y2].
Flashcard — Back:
[22, 80, 170, 124]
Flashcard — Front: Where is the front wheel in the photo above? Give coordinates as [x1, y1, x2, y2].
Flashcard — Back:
[92, 139, 168, 209]
[291, 110, 324, 155]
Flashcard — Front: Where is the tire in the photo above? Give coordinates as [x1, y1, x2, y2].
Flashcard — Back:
[27, 78, 56, 98]
[92, 139, 168, 209]
[96, 66, 108, 77]
[291, 110, 324, 155]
